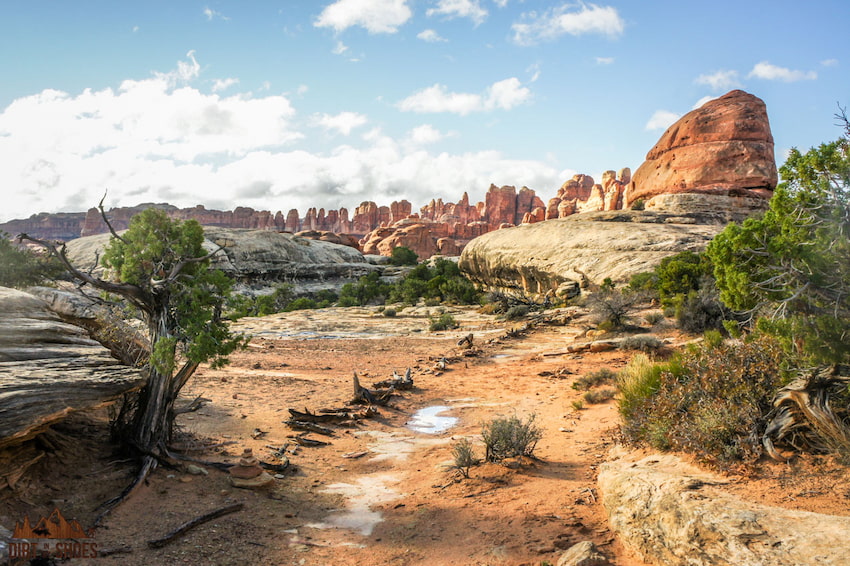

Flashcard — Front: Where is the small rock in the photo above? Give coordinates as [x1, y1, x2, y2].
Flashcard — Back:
[186, 464, 208, 476]
[556, 541, 609, 566]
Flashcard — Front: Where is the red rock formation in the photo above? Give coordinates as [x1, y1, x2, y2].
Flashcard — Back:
[626, 89, 777, 207]
[294, 230, 360, 249]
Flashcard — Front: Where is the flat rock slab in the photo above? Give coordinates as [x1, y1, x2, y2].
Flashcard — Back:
[598, 448, 850, 566]
[0, 287, 145, 449]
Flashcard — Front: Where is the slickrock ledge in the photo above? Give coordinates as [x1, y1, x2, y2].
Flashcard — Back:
[0, 287, 145, 449]
[598, 449, 850, 566]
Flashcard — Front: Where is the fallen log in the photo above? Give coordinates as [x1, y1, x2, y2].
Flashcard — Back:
[289, 433, 331, 447]
[288, 408, 350, 423]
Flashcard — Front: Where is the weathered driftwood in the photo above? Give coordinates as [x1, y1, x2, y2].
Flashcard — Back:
[147, 503, 244, 548]
[0, 288, 146, 451]
[289, 433, 331, 447]
[351, 372, 394, 406]
[284, 420, 335, 436]
[372, 368, 414, 390]
[288, 407, 350, 423]
[763, 365, 850, 460]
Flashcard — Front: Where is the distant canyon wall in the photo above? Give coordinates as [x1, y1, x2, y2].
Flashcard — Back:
[1, 90, 777, 261]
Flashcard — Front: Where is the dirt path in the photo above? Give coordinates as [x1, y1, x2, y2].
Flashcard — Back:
[4, 306, 849, 565]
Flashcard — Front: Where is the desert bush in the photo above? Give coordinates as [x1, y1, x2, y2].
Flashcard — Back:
[674, 287, 732, 333]
[619, 336, 786, 465]
[481, 413, 542, 463]
[619, 334, 664, 352]
[382, 307, 397, 317]
[583, 388, 617, 404]
[428, 313, 458, 331]
[571, 400, 584, 410]
[504, 305, 530, 320]
[587, 289, 641, 330]
[450, 437, 479, 478]
[644, 311, 665, 325]
[572, 368, 617, 391]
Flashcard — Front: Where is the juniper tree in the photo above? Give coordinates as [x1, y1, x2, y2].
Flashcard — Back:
[19, 206, 245, 514]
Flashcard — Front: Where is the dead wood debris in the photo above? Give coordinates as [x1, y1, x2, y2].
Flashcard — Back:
[373, 368, 414, 390]
[147, 502, 244, 548]
[350, 372, 394, 406]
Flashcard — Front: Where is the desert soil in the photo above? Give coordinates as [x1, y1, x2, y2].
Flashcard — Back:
[3, 305, 850, 566]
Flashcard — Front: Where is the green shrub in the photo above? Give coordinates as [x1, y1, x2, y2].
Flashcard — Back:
[389, 246, 419, 266]
[583, 388, 617, 404]
[450, 437, 479, 478]
[619, 336, 785, 465]
[572, 368, 617, 391]
[631, 198, 645, 211]
[0, 233, 65, 288]
[428, 313, 458, 331]
[337, 271, 389, 306]
[284, 297, 318, 311]
[481, 413, 542, 463]
[383, 307, 397, 317]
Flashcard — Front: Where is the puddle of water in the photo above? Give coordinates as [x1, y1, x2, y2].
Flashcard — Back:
[406, 405, 458, 434]
[354, 430, 448, 462]
[306, 473, 401, 536]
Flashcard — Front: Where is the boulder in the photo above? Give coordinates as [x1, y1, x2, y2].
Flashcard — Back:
[0, 287, 145, 450]
[599, 449, 850, 566]
[458, 210, 725, 296]
[626, 90, 777, 207]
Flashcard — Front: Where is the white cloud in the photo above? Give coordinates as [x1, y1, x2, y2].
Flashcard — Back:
[527, 62, 541, 82]
[821, 58, 838, 67]
[314, 0, 412, 33]
[512, 3, 624, 46]
[407, 124, 449, 145]
[493, 0, 509, 7]
[417, 29, 447, 42]
[426, 0, 488, 26]
[132, 25, 139, 33]
[645, 110, 680, 131]
[694, 70, 741, 91]
[397, 77, 531, 115]
[748, 61, 817, 82]
[314, 111, 368, 135]
[203, 7, 229, 21]
[211, 78, 239, 92]
[0, 55, 564, 224]
[333, 40, 349, 55]
[692, 95, 717, 109]
[595, 56, 614, 65]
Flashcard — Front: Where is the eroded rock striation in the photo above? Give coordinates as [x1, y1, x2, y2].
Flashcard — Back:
[599, 450, 850, 566]
[458, 210, 726, 297]
[0, 287, 145, 449]
[63, 227, 381, 296]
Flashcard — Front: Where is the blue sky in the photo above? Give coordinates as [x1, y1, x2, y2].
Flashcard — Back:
[0, 1, 846, 223]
